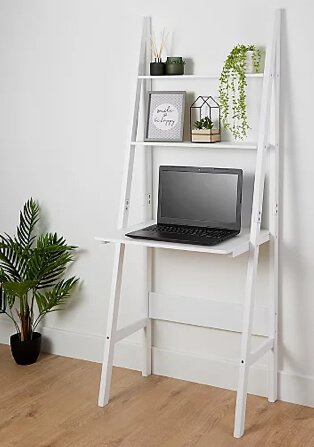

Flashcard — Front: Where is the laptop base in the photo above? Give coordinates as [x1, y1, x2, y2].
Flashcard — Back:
[126, 224, 239, 247]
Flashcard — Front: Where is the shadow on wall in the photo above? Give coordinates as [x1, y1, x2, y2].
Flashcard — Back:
[279, 10, 310, 383]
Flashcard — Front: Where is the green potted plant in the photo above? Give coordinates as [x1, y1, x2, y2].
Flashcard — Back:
[0, 198, 79, 365]
[191, 116, 220, 143]
[165, 57, 186, 75]
[219, 44, 262, 140]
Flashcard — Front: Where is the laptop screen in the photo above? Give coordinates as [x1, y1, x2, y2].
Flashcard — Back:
[157, 166, 243, 230]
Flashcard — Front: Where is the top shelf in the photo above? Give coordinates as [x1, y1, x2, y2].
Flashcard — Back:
[138, 74, 264, 80]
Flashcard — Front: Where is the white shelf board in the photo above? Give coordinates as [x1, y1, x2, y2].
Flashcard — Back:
[96, 221, 269, 258]
[138, 74, 264, 80]
[131, 141, 258, 150]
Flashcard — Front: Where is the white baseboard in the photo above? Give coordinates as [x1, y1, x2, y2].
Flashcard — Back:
[1, 320, 313, 408]
[0, 319, 142, 367]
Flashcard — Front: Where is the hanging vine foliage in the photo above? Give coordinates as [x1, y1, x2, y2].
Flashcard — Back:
[219, 45, 261, 140]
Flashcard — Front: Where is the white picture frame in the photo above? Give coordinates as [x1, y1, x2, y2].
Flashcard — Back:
[144, 91, 186, 142]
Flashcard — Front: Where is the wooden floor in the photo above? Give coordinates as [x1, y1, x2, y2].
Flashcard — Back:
[1, 345, 314, 447]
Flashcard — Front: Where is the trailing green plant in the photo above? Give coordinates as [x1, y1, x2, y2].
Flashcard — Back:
[0, 198, 79, 341]
[194, 116, 213, 130]
[219, 44, 262, 140]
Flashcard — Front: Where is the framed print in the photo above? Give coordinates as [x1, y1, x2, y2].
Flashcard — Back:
[145, 91, 186, 142]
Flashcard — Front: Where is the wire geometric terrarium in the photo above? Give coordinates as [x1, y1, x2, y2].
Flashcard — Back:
[190, 96, 221, 143]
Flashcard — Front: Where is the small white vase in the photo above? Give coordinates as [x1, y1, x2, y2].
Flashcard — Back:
[246, 51, 255, 73]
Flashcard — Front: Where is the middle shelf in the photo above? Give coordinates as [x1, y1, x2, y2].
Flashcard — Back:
[130, 141, 258, 150]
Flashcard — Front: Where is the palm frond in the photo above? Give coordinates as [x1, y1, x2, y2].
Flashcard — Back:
[2, 280, 37, 300]
[0, 235, 24, 281]
[16, 198, 39, 249]
[34, 277, 79, 319]
[26, 233, 77, 288]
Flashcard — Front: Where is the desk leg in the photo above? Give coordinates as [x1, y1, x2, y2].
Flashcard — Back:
[98, 243, 125, 407]
[142, 247, 152, 376]
[234, 243, 260, 438]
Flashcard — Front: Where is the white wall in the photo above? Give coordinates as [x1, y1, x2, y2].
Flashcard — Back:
[1, 0, 314, 408]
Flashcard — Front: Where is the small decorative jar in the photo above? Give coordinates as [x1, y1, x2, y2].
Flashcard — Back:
[150, 58, 165, 76]
[165, 57, 185, 75]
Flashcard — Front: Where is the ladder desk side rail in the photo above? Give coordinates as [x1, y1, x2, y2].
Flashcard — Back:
[268, 11, 281, 404]
[233, 8, 281, 439]
[98, 17, 151, 407]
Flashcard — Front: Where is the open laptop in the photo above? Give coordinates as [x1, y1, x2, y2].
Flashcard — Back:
[126, 165, 243, 246]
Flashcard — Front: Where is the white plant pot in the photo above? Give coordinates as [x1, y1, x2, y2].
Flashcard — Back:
[246, 51, 255, 74]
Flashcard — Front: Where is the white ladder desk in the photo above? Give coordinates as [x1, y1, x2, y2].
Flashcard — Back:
[96, 9, 281, 438]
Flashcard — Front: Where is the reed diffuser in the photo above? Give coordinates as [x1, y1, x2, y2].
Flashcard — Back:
[150, 29, 168, 76]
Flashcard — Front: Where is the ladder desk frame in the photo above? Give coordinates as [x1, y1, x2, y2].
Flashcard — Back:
[96, 10, 281, 439]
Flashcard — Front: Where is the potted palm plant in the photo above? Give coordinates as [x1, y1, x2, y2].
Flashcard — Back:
[0, 198, 79, 365]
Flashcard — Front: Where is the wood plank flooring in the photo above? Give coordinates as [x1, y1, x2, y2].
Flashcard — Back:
[0, 344, 314, 447]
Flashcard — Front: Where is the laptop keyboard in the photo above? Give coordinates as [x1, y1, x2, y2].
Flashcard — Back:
[142, 224, 235, 239]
